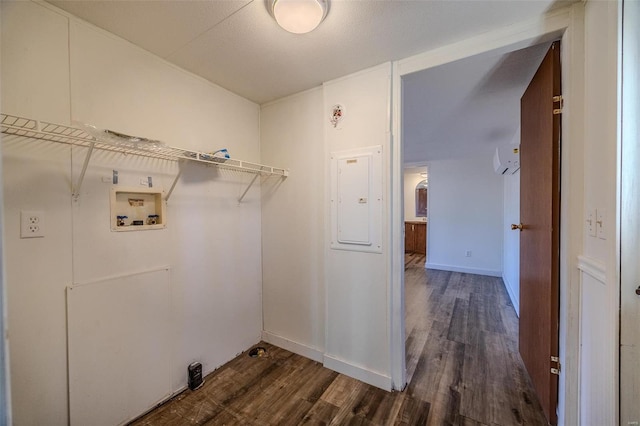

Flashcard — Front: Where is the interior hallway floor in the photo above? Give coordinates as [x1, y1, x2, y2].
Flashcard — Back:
[130, 254, 548, 425]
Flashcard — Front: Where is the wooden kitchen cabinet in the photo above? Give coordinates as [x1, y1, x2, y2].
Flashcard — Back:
[405, 221, 426, 254]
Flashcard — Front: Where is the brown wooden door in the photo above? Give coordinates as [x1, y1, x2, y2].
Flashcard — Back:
[519, 41, 561, 425]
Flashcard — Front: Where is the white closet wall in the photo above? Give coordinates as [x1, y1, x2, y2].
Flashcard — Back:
[322, 64, 393, 389]
[261, 65, 394, 389]
[2, 2, 262, 424]
[260, 88, 326, 359]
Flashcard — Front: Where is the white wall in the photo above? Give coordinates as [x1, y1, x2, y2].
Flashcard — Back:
[502, 170, 520, 314]
[260, 87, 325, 360]
[620, 1, 640, 423]
[404, 167, 427, 222]
[426, 155, 503, 277]
[260, 2, 622, 422]
[260, 64, 394, 390]
[2, 3, 73, 423]
[323, 64, 393, 389]
[502, 130, 520, 315]
[577, 1, 620, 424]
[2, 2, 263, 424]
[0, 152, 9, 423]
[1, 1, 624, 424]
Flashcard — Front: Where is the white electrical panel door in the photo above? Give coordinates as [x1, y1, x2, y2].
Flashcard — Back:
[330, 146, 382, 253]
[338, 155, 372, 245]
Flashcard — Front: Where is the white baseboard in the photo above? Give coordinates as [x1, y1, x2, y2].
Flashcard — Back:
[502, 275, 520, 316]
[261, 331, 323, 363]
[323, 354, 392, 391]
[425, 262, 502, 277]
[261, 332, 392, 391]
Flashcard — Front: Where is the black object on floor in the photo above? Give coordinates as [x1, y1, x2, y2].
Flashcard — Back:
[188, 362, 203, 390]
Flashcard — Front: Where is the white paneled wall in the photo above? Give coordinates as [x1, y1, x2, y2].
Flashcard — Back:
[261, 64, 395, 390]
[323, 64, 393, 389]
[577, 257, 613, 424]
[0, 1, 71, 125]
[2, 2, 262, 424]
[620, 1, 640, 424]
[3, 138, 72, 425]
[260, 87, 326, 360]
[2, 3, 73, 423]
[578, 1, 620, 423]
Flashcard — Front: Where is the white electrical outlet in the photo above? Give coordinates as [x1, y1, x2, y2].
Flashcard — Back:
[465, 250, 472, 257]
[20, 210, 45, 238]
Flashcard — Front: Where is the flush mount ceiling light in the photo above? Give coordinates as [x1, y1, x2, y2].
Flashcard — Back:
[271, 0, 328, 34]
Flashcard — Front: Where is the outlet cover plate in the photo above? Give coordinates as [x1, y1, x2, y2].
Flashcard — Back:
[587, 210, 596, 237]
[20, 210, 44, 238]
[597, 208, 606, 240]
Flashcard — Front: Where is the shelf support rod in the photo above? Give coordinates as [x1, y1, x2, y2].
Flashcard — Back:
[165, 168, 183, 202]
[72, 141, 95, 200]
[238, 173, 259, 203]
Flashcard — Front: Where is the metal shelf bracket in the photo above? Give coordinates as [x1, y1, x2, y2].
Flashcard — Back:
[72, 141, 95, 200]
[238, 174, 260, 203]
[165, 167, 183, 202]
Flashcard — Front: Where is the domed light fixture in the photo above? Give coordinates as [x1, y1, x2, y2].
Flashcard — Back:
[271, 0, 328, 34]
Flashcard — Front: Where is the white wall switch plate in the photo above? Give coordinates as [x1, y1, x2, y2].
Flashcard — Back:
[587, 210, 596, 237]
[20, 210, 45, 238]
[597, 208, 606, 240]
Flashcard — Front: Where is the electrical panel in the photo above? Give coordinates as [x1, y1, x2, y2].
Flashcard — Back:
[330, 146, 382, 253]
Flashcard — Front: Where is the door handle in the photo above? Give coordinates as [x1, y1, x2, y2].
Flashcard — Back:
[511, 223, 523, 231]
[636, 286, 640, 296]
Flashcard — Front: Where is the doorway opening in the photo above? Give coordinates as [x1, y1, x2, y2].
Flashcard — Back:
[398, 40, 560, 425]
[404, 166, 428, 264]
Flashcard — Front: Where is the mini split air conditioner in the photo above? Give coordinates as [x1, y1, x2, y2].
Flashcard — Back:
[493, 145, 520, 175]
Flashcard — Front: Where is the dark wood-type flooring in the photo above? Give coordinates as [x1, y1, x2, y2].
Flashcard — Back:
[131, 254, 548, 425]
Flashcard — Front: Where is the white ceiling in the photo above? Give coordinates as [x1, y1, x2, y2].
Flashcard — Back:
[47, 0, 572, 105]
[403, 42, 551, 163]
[44, 0, 571, 164]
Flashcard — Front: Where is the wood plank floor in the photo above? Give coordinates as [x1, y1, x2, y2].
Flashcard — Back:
[131, 254, 548, 425]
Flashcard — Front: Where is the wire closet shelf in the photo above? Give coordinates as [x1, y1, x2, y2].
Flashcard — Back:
[0, 113, 289, 202]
